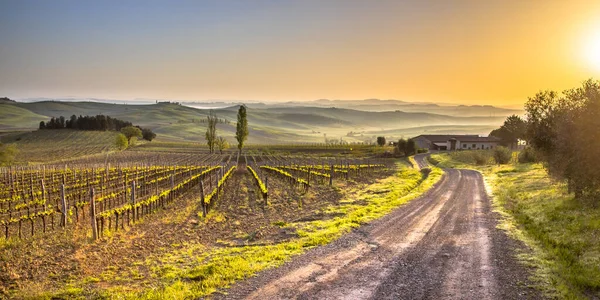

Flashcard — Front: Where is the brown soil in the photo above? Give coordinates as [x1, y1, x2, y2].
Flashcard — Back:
[0, 165, 392, 298]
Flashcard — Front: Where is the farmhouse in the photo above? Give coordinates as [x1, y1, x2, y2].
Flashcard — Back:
[412, 134, 500, 151]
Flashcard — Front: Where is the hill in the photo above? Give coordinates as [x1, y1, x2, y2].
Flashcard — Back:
[1, 100, 508, 144]
[1, 130, 118, 163]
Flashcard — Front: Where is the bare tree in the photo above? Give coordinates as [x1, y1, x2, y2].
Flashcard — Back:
[216, 136, 229, 154]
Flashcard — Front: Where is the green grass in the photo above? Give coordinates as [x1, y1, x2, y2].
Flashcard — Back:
[0, 104, 48, 130]
[42, 159, 443, 299]
[431, 152, 600, 299]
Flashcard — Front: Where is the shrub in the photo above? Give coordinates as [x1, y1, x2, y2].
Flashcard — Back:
[473, 151, 490, 165]
[518, 147, 538, 163]
[417, 148, 428, 154]
[493, 146, 512, 164]
[115, 133, 128, 150]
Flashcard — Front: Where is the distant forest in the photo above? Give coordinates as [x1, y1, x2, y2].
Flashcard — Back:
[39, 114, 156, 141]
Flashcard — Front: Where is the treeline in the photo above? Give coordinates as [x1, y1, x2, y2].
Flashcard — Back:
[491, 79, 600, 201]
[39, 114, 156, 141]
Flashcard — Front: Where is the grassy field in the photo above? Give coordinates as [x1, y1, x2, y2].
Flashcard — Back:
[430, 151, 600, 299]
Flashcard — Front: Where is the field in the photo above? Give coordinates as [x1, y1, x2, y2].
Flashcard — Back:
[0, 130, 119, 164]
[430, 151, 600, 299]
[0, 141, 443, 298]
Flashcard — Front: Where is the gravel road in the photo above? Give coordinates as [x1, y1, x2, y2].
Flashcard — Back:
[216, 154, 541, 299]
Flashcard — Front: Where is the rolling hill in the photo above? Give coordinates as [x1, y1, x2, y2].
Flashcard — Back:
[0, 100, 508, 144]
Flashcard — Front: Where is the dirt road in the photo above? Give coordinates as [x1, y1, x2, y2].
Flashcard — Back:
[218, 154, 539, 299]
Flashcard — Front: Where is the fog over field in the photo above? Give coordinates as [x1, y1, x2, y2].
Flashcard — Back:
[0, 97, 517, 144]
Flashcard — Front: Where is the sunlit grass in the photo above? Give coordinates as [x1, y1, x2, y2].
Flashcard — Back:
[432, 152, 600, 299]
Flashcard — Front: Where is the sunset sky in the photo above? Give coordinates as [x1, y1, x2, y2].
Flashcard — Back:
[1, 0, 600, 106]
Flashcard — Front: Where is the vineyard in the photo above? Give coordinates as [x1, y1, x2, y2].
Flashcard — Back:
[0, 147, 399, 298]
[0, 152, 390, 242]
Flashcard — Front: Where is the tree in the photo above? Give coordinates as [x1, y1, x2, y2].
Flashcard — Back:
[215, 136, 229, 154]
[376, 136, 386, 147]
[235, 105, 248, 154]
[39, 121, 46, 130]
[489, 115, 527, 148]
[115, 133, 128, 150]
[142, 128, 156, 141]
[120, 126, 142, 144]
[205, 111, 217, 153]
[405, 139, 416, 156]
[69, 114, 78, 129]
[0, 143, 18, 166]
[524, 79, 600, 200]
[396, 138, 407, 156]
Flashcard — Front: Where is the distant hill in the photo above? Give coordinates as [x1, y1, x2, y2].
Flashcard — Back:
[262, 99, 523, 117]
[0, 99, 509, 143]
[0, 97, 16, 104]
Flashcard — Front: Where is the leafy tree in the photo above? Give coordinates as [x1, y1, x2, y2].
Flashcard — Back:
[141, 128, 156, 141]
[216, 136, 229, 154]
[39, 121, 45, 130]
[235, 105, 248, 154]
[0, 143, 18, 166]
[376, 136, 386, 147]
[524, 79, 600, 200]
[396, 138, 407, 156]
[69, 114, 78, 129]
[205, 111, 217, 153]
[405, 139, 416, 156]
[115, 133, 128, 150]
[489, 115, 527, 148]
[120, 126, 142, 144]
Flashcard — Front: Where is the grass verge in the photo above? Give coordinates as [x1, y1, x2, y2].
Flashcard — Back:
[430, 152, 600, 299]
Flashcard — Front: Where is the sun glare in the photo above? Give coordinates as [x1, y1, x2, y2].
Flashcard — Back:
[584, 31, 600, 71]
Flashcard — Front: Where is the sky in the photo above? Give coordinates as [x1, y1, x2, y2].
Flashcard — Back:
[1, 0, 600, 106]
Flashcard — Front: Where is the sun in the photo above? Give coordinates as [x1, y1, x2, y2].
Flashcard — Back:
[584, 31, 600, 71]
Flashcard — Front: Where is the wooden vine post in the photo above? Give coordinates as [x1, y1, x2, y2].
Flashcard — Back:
[60, 184, 67, 227]
[329, 164, 334, 186]
[131, 180, 136, 221]
[90, 187, 98, 240]
[200, 179, 206, 217]
[264, 176, 269, 205]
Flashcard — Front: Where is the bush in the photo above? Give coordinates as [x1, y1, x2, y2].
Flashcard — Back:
[115, 133, 128, 150]
[493, 146, 512, 164]
[473, 151, 490, 165]
[518, 147, 538, 163]
[142, 128, 156, 141]
[449, 150, 492, 165]
[417, 148, 428, 154]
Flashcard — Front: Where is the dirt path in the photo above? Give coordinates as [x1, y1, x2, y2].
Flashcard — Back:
[218, 155, 541, 299]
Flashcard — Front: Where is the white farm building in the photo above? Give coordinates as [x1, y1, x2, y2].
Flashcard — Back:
[412, 135, 501, 151]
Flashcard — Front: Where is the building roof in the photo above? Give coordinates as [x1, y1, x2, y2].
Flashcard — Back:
[412, 134, 478, 143]
[458, 136, 501, 142]
[412, 134, 499, 143]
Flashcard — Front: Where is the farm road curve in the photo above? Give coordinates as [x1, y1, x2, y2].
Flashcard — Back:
[217, 154, 540, 300]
